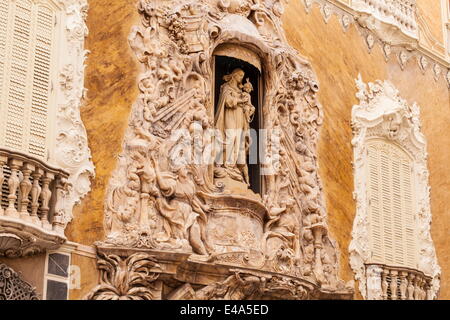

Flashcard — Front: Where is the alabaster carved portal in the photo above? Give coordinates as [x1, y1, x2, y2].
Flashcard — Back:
[89, 0, 353, 300]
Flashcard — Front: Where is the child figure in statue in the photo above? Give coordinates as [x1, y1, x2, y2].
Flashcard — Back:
[241, 78, 256, 124]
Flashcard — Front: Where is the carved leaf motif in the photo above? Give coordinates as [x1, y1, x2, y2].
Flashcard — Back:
[86, 253, 161, 300]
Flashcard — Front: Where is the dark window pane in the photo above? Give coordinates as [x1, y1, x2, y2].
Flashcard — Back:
[46, 280, 68, 300]
[47, 253, 69, 277]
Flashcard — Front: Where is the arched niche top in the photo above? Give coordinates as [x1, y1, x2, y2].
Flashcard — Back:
[214, 43, 261, 72]
[220, 13, 261, 42]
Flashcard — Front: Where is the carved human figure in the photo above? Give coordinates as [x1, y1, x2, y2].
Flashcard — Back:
[214, 69, 254, 185]
[153, 155, 211, 255]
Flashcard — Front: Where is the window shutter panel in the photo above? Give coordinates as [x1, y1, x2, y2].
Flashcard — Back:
[0, 0, 10, 112]
[4, 0, 33, 151]
[402, 158, 416, 267]
[368, 145, 383, 263]
[29, 5, 55, 158]
[380, 147, 394, 264]
[367, 141, 417, 269]
[392, 151, 405, 266]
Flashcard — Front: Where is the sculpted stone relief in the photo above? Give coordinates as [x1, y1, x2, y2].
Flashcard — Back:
[214, 69, 255, 186]
[56, 0, 95, 227]
[93, 0, 352, 300]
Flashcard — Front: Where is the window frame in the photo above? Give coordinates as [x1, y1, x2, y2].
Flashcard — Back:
[349, 75, 440, 300]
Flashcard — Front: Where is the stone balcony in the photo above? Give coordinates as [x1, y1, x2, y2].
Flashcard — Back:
[0, 148, 70, 257]
[366, 264, 433, 300]
[353, 0, 418, 46]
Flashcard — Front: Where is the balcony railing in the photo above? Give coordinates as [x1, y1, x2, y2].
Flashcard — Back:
[0, 148, 69, 257]
[366, 264, 433, 300]
[353, 0, 418, 42]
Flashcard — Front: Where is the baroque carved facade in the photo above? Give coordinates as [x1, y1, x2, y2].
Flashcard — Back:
[88, 0, 353, 300]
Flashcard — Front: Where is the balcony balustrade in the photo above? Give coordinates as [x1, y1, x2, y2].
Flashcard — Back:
[366, 264, 433, 300]
[353, 0, 418, 45]
[0, 148, 69, 257]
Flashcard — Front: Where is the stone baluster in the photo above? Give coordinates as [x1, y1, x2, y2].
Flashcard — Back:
[419, 277, 426, 300]
[389, 270, 398, 300]
[399, 271, 408, 300]
[40, 171, 54, 229]
[425, 279, 433, 300]
[0, 155, 7, 216]
[19, 163, 34, 220]
[52, 176, 67, 235]
[381, 268, 389, 300]
[30, 168, 43, 224]
[407, 273, 415, 300]
[5, 159, 22, 218]
[413, 274, 421, 300]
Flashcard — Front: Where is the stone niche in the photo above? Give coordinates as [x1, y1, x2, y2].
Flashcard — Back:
[87, 0, 353, 300]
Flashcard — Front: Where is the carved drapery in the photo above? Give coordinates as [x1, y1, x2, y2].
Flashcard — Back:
[349, 75, 440, 299]
[95, 0, 351, 300]
[0, 264, 39, 300]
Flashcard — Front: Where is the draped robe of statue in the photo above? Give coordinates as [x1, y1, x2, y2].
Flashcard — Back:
[214, 69, 250, 184]
[155, 165, 209, 255]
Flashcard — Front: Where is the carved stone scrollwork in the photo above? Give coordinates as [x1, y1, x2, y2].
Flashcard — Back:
[85, 252, 162, 300]
[95, 0, 351, 300]
[0, 264, 39, 300]
[54, 0, 95, 228]
[170, 269, 316, 300]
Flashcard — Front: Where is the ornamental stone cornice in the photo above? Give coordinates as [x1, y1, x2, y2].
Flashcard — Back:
[301, 0, 450, 89]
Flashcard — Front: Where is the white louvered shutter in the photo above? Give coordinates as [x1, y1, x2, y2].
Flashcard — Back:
[0, 0, 57, 160]
[29, 5, 55, 158]
[366, 140, 418, 269]
[0, 0, 10, 114]
[5, 0, 32, 151]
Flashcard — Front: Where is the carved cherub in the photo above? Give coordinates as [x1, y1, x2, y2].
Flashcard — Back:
[240, 78, 256, 124]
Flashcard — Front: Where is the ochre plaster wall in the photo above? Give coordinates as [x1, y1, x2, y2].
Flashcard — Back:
[417, 0, 446, 55]
[65, 0, 141, 246]
[69, 253, 99, 300]
[70, 0, 450, 299]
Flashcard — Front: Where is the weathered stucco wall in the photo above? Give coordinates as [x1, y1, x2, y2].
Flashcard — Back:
[65, 0, 141, 246]
[67, 0, 450, 299]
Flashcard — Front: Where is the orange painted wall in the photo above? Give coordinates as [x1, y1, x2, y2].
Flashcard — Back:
[65, 0, 141, 246]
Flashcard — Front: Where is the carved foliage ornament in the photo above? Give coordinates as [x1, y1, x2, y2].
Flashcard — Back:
[349, 75, 441, 299]
[85, 253, 162, 300]
[170, 269, 315, 300]
[0, 264, 39, 300]
[102, 0, 345, 293]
